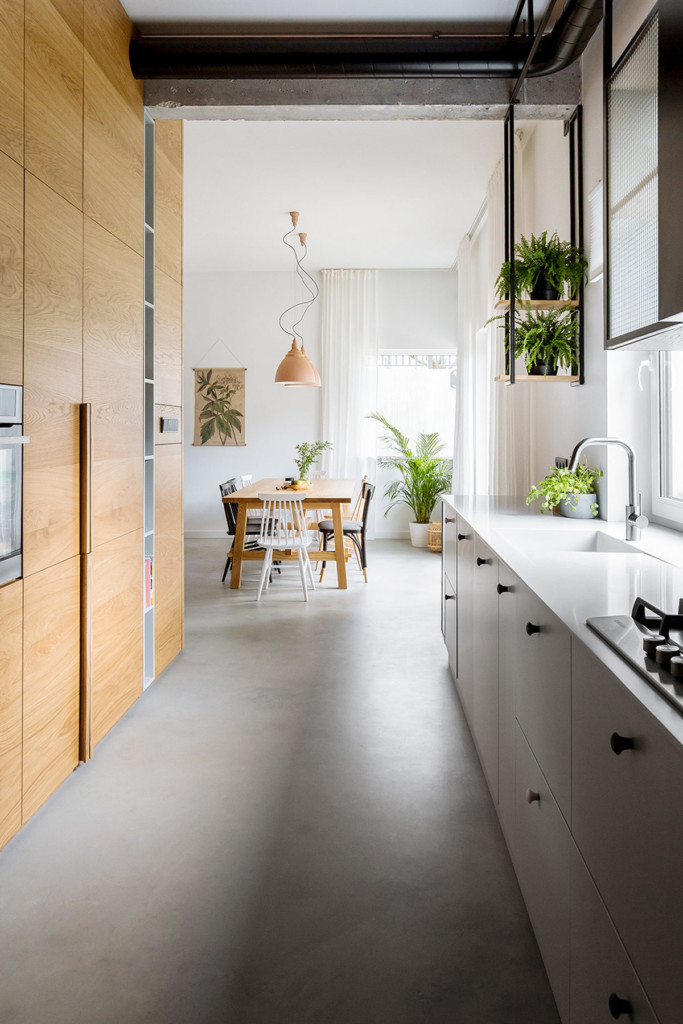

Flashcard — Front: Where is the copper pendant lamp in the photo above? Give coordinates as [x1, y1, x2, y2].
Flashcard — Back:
[274, 212, 321, 387]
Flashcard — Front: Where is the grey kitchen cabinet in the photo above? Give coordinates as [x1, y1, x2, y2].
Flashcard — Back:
[497, 564, 522, 843]
[572, 642, 683, 1024]
[570, 842, 659, 1024]
[454, 515, 475, 722]
[471, 537, 499, 800]
[442, 505, 457, 582]
[514, 724, 571, 1023]
[443, 571, 456, 679]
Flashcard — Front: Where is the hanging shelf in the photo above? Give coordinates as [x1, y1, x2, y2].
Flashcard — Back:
[494, 299, 579, 311]
[494, 374, 581, 383]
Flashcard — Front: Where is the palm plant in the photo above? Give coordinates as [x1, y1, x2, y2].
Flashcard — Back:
[369, 413, 453, 524]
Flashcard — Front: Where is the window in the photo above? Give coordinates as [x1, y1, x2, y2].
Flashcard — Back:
[652, 351, 683, 526]
[376, 352, 456, 456]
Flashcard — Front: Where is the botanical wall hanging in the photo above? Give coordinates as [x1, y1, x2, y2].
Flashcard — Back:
[193, 367, 246, 446]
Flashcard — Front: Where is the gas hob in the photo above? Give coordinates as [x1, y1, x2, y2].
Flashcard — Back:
[587, 597, 683, 714]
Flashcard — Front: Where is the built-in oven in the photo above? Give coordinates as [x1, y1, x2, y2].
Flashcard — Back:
[0, 384, 29, 585]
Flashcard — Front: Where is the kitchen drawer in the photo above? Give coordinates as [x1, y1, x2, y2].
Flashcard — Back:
[570, 842, 658, 1024]
[443, 570, 456, 678]
[472, 538, 499, 801]
[514, 724, 571, 1023]
[513, 586, 571, 821]
[442, 502, 457, 583]
[572, 643, 683, 1024]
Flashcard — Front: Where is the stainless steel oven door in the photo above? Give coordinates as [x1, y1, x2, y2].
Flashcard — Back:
[0, 426, 30, 585]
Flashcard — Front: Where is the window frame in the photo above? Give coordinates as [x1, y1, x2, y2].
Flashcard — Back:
[651, 351, 683, 528]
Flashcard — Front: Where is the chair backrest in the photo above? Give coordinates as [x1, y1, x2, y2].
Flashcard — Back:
[351, 475, 368, 521]
[359, 482, 375, 532]
[240, 474, 253, 488]
[219, 478, 238, 535]
[310, 469, 327, 479]
[257, 493, 309, 548]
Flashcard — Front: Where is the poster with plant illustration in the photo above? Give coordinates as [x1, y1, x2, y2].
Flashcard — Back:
[193, 368, 246, 446]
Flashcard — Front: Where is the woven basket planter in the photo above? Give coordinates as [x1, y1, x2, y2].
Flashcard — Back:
[427, 521, 442, 552]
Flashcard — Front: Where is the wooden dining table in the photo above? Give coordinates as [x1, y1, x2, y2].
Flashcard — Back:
[223, 477, 356, 589]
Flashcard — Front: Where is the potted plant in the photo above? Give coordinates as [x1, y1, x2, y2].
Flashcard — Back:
[369, 413, 453, 547]
[512, 307, 579, 375]
[495, 231, 588, 301]
[526, 464, 603, 518]
[293, 440, 332, 486]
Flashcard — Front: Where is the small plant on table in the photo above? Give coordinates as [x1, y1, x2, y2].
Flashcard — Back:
[293, 441, 333, 484]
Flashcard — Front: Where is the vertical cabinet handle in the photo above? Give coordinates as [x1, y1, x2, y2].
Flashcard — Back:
[497, 583, 510, 594]
[610, 732, 635, 756]
[525, 788, 540, 804]
[526, 622, 541, 636]
[608, 993, 632, 1019]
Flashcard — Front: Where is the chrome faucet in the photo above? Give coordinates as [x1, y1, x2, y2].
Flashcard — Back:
[567, 437, 649, 541]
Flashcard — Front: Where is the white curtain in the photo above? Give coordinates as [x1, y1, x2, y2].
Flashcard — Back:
[487, 146, 532, 496]
[453, 235, 476, 494]
[320, 269, 378, 482]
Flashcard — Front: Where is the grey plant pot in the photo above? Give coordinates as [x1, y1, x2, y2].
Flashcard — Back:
[559, 493, 598, 519]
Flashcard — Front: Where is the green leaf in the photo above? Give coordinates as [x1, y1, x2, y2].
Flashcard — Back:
[200, 418, 215, 445]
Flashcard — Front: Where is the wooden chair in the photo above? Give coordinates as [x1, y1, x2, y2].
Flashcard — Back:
[318, 481, 375, 583]
[255, 493, 316, 602]
[219, 479, 267, 583]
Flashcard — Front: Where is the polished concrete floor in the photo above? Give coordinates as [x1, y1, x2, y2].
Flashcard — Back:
[0, 540, 559, 1023]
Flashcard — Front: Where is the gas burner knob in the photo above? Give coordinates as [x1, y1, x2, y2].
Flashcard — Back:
[670, 656, 683, 681]
[655, 643, 680, 668]
[643, 633, 665, 656]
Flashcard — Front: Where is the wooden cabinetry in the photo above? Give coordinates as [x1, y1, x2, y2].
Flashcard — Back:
[0, 581, 23, 847]
[0, 0, 24, 164]
[154, 444, 183, 677]
[0, 149, 23, 385]
[572, 643, 683, 1023]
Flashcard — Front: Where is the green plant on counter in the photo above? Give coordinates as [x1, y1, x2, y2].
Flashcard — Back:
[294, 440, 333, 482]
[526, 464, 603, 515]
[494, 231, 588, 301]
[368, 412, 453, 524]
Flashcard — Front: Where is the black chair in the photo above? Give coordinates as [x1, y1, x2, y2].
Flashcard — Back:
[219, 479, 267, 583]
[318, 482, 375, 583]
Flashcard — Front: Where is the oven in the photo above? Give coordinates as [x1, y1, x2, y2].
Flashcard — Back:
[0, 385, 29, 585]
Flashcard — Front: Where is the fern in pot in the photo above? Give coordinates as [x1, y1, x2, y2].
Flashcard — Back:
[495, 231, 588, 301]
[513, 307, 579, 376]
[369, 413, 453, 547]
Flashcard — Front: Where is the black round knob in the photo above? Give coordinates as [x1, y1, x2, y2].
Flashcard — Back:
[444, 594, 455, 601]
[608, 992, 632, 1019]
[670, 656, 683, 680]
[526, 622, 541, 636]
[655, 643, 679, 668]
[610, 732, 635, 755]
[457, 533, 467, 541]
[497, 583, 510, 594]
[476, 557, 491, 566]
[642, 633, 665, 657]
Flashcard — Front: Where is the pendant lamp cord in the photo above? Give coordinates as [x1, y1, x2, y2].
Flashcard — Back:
[278, 222, 319, 341]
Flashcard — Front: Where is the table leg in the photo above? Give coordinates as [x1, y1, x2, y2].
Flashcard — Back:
[332, 503, 348, 589]
[230, 505, 247, 589]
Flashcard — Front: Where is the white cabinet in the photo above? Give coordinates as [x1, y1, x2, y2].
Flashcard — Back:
[572, 642, 683, 1024]
[471, 537, 499, 800]
[570, 843, 658, 1024]
[454, 515, 475, 722]
[497, 564, 522, 842]
[514, 724, 571, 1023]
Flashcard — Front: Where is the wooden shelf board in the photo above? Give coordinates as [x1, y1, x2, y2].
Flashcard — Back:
[495, 374, 581, 383]
[494, 299, 580, 310]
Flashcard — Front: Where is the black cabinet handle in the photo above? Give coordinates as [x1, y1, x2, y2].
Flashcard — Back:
[526, 622, 541, 636]
[610, 732, 635, 756]
[497, 583, 510, 594]
[525, 788, 540, 804]
[444, 517, 455, 524]
[608, 993, 632, 1019]
[444, 594, 455, 601]
[457, 533, 468, 541]
[476, 556, 491, 566]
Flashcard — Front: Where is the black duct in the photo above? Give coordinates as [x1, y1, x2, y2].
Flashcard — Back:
[129, 0, 601, 80]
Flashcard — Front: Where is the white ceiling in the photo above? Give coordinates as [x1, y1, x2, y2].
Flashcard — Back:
[123, 0, 550, 33]
[182, 119, 505, 273]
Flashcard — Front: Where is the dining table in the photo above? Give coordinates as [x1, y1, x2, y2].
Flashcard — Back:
[223, 477, 357, 589]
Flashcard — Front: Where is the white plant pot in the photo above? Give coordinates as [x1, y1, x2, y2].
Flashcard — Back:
[409, 522, 430, 547]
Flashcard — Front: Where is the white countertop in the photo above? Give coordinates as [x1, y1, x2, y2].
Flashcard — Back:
[444, 495, 683, 745]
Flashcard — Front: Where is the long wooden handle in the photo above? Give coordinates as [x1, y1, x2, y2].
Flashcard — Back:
[79, 403, 92, 762]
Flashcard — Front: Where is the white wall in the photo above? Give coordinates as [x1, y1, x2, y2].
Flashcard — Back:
[184, 271, 322, 536]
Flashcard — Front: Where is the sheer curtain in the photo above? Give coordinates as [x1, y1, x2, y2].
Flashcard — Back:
[320, 269, 378, 482]
[453, 235, 475, 494]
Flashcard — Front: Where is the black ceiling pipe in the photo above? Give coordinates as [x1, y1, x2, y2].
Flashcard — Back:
[129, 0, 601, 80]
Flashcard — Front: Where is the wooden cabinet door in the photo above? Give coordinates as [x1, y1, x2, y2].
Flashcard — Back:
[512, 587, 571, 821]
[570, 842, 658, 1024]
[472, 538, 499, 801]
[572, 642, 683, 1024]
[497, 565, 521, 843]
[514, 724, 570, 1023]
[454, 515, 475, 722]
[0, 150, 23, 385]
[0, 580, 23, 848]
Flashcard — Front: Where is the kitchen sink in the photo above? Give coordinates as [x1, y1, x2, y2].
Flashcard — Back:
[496, 528, 642, 555]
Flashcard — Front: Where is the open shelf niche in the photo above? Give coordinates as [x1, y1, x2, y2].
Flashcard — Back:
[143, 111, 155, 688]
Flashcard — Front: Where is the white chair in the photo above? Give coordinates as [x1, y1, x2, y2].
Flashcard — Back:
[240, 475, 265, 522]
[256, 493, 316, 602]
